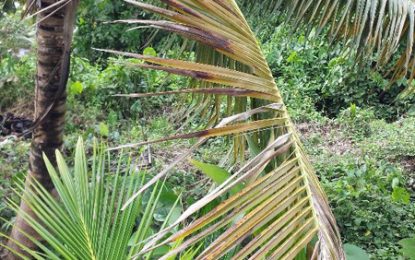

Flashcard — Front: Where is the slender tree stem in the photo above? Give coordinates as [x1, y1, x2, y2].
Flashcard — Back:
[6, 0, 78, 258]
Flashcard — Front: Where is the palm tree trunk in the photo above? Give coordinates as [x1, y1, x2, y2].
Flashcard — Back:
[6, 0, 78, 258]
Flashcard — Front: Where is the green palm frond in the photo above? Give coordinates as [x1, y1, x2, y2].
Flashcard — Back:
[0, 138, 182, 259]
[101, 1, 344, 259]
[271, 0, 415, 95]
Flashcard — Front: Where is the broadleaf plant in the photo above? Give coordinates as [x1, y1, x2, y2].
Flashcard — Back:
[399, 236, 415, 260]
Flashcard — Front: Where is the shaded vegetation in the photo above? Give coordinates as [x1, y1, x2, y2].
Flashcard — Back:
[1, 1, 414, 259]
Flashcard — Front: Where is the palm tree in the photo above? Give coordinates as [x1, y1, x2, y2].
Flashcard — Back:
[5, 0, 79, 258]
[4, 0, 415, 259]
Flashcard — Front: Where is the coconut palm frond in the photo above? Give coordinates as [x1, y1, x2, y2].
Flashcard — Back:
[104, 1, 345, 259]
[272, 0, 415, 95]
[1, 138, 183, 259]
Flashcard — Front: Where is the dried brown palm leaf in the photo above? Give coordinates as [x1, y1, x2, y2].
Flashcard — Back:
[102, 0, 345, 259]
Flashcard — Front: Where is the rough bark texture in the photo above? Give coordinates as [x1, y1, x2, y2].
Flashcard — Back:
[5, 0, 78, 258]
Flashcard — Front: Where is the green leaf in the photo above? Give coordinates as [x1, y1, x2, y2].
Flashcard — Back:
[69, 81, 83, 95]
[286, 51, 299, 63]
[350, 104, 357, 119]
[107, 110, 118, 126]
[246, 135, 261, 157]
[391, 177, 400, 189]
[154, 206, 181, 225]
[344, 244, 370, 260]
[99, 122, 109, 137]
[190, 159, 243, 195]
[191, 159, 230, 184]
[159, 188, 180, 205]
[399, 237, 415, 260]
[143, 47, 157, 57]
[179, 244, 203, 260]
[392, 187, 410, 204]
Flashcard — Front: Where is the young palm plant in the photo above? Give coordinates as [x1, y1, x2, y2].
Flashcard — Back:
[1, 138, 184, 259]
[96, 0, 345, 259]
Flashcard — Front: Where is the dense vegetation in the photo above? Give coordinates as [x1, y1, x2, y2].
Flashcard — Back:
[1, 1, 414, 259]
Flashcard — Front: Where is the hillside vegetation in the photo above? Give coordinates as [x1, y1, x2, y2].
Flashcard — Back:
[1, 2, 414, 259]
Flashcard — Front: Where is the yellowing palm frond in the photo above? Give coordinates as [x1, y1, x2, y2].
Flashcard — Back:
[104, 1, 345, 259]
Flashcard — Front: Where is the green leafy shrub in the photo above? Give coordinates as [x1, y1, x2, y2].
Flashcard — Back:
[0, 11, 34, 56]
[261, 25, 415, 122]
[0, 12, 35, 112]
[68, 54, 184, 121]
[73, 0, 168, 62]
[0, 54, 35, 112]
[362, 117, 415, 162]
[318, 159, 415, 259]
[337, 105, 376, 139]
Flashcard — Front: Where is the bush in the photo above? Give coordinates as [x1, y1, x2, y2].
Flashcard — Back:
[362, 117, 415, 163]
[68, 54, 184, 120]
[0, 12, 35, 112]
[337, 105, 376, 139]
[73, 0, 167, 62]
[318, 159, 415, 259]
[0, 54, 35, 112]
[261, 25, 415, 122]
[0, 12, 34, 56]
